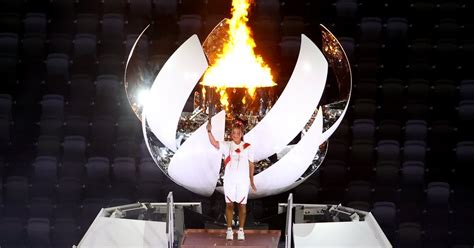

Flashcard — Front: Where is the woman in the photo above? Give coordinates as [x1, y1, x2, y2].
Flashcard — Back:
[207, 120, 257, 241]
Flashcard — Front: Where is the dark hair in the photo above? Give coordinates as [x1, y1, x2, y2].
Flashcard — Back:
[232, 120, 245, 132]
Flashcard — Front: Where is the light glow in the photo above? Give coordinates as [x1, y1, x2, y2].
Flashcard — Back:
[200, 0, 276, 111]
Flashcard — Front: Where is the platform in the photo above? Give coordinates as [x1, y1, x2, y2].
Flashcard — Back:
[180, 229, 281, 248]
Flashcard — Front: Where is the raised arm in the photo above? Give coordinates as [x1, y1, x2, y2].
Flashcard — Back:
[206, 122, 220, 149]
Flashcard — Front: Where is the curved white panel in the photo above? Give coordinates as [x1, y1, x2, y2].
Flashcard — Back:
[168, 111, 226, 196]
[145, 35, 209, 152]
[249, 107, 324, 199]
[244, 34, 328, 161]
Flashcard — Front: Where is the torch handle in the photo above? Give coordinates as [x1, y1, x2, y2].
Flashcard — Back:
[208, 86, 214, 122]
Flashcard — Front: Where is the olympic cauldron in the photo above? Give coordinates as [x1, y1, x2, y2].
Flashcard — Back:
[124, 20, 351, 199]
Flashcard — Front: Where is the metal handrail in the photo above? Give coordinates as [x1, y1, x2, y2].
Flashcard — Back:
[167, 191, 174, 248]
[285, 193, 293, 248]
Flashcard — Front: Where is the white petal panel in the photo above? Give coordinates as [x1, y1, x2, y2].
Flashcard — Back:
[249, 107, 324, 199]
[145, 35, 209, 152]
[244, 34, 328, 161]
[168, 111, 226, 196]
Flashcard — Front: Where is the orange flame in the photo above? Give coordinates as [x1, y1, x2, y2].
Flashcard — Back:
[201, 0, 276, 110]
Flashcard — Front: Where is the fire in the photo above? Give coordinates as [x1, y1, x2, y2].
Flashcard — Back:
[201, 0, 276, 111]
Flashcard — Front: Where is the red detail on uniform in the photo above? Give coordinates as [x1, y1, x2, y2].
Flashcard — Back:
[243, 143, 251, 149]
[235, 148, 241, 153]
[226, 195, 233, 203]
[224, 155, 231, 166]
[238, 196, 246, 204]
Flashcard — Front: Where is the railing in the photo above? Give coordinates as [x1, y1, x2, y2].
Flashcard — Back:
[285, 193, 293, 248]
[167, 191, 174, 248]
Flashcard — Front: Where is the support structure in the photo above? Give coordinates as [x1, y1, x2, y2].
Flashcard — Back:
[167, 192, 174, 248]
[285, 193, 293, 248]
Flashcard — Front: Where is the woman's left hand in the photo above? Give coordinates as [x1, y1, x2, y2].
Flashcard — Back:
[251, 181, 257, 192]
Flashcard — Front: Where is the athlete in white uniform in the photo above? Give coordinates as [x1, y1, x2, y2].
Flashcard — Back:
[219, 139, 253, 204]
[207, 120, 257, 241]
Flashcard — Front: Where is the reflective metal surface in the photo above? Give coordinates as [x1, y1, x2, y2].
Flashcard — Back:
[295, 25, 352, 186]
[124, 24, 153, 121]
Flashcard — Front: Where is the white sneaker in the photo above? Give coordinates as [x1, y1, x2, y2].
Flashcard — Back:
[226, 228, 234, 240]
[237, 228, 245, 241]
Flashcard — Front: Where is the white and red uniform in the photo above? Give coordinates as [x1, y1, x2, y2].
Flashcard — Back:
[218, 140, 254, 204]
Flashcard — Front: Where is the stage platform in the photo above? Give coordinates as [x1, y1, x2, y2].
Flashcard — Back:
[180, 229, 281, 248]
